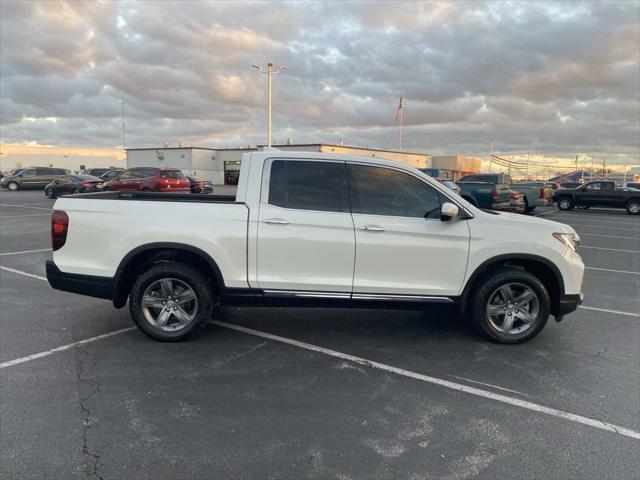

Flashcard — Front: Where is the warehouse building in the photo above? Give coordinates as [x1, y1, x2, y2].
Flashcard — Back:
[126, 143, 432, 185]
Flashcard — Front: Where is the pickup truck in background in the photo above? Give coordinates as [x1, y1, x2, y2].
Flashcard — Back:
[46, 151, 585, 345]
[554, 180, 640, 214]
[456, 178, 511, 211]
[457, 173, 552, 213]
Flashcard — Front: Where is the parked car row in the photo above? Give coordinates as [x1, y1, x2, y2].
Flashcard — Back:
[0, 166, 216, 198]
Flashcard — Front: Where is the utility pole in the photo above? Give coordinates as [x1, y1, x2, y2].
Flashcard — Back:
[396, 90, 404, 151]
[253, 63, 286, 147]
[121, 100, 126, 149]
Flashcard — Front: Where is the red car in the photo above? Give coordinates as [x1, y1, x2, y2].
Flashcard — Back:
[103, 167, 190, 193]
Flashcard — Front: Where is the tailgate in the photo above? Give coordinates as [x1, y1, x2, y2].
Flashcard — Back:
[494, 183, 510, 203]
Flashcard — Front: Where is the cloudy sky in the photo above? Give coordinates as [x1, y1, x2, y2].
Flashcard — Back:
[1, 0, 638, 167]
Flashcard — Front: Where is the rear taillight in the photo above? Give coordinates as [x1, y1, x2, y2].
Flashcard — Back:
[491, 190, 497, 197]
[539, 187, 545, 198]
[51, 210, 69, 251]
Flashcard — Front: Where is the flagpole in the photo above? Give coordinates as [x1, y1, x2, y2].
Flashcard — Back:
[398, 89, 403, 151]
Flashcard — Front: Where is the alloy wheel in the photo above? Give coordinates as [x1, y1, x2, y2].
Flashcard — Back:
[8, 182, 18, 191]
[559, 199, 570, 209]
[141, 278, 198, 332]
[486, 282, 540, 336]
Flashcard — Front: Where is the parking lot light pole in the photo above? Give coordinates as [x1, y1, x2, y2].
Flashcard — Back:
[252, 63, 286, 147]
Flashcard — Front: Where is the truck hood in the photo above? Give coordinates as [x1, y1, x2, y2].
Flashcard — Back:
[475, 209, 576, 234]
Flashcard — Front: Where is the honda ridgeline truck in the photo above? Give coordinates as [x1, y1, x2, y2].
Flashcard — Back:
[46, 151, 585, 344]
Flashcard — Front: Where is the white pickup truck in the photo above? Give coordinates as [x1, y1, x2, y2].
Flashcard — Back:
[46, 151, 584, 344]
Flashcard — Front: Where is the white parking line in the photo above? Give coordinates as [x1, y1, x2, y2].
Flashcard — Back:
[211, 320, 640, 441]
[0, 327, 136, 369]
[580, 245, 640, 254]
[0, 213, 52, 219]
[0, 265, 47, 281]
[0, 203, 52, 211]
[534, 210, 559, 217]
[579, 233, 640, 240]
[579, 306, 640, 317]
[586, 266, 640, 275]
[0, 248, 52, 256]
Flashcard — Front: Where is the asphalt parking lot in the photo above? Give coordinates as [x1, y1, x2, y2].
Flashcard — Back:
[1, 189, 638, 480]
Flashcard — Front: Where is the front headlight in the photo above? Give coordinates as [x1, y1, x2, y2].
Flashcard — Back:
[553, 232, 580, 251]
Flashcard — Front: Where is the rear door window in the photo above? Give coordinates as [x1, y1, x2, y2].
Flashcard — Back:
[160, 170, 185, 179]
[348, 164, 443, 219]
[20, 169, 35, 177]
[267, 160, 348, 213]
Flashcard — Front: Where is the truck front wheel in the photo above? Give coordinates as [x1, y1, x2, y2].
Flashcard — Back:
[557, 197, 574, 210]
[627, 200, 640, 215]
[129, 262, 214, 341]
[469, 267, 550, 344]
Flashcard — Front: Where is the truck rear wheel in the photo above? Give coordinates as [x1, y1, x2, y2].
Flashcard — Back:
[129, 262, 214, 341]
[627, 200, 640, 215]
[557, 197, 574, 210]
[469, 267, 550, 344]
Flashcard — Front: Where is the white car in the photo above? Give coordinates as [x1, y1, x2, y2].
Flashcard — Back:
[46, 151, 584, 344]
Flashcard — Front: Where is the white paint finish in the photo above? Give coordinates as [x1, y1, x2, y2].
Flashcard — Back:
[586, 267, 640, 275]
[352, 214, 470, 295]
[0, 203, 52, 211]
[0, 213, 52, 219]
[256, 204, 355, 291]
[464, 211, 585, 295]
[0, 248, 51, 256]
[0, 265, 47, 281]
[0, 327, 136, 369]
[580, 245, 640, 254]
[211, 320, 640, 441]
[52, 197, 250, 287]
[579, 306, 640, 317]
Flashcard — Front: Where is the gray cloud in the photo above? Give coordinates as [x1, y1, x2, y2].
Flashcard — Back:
[0, 0, 638, 164]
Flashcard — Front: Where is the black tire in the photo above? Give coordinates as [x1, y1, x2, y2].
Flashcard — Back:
[627, 199, 640, 215]
[7, 181, 19, 191]
[469, 267, 550, 344]
[557, 197, 574, 210]
[129, 262, 215, 341]
[576, 204, 589, 210]
[45, 188, 54, 198]
[524, 200, 535, 213]
[72, 188, 80, 194]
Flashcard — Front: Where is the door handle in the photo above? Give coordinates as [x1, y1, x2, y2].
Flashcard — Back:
[360, 225, 385, 232]
[263, 218, 289, 225]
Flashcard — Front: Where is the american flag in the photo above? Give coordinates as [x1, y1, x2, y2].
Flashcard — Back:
[395, 91, 403, 121]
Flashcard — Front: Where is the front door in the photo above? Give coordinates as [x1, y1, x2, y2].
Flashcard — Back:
[256, 159, 355, 292]
[348, 163, 470, 296]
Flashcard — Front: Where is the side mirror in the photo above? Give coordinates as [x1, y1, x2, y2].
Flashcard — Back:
[440, 202, 460, 221]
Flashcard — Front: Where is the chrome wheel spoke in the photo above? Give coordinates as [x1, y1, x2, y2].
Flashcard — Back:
[160, 279, 174, 298]
[173, 306, 192, 325]
[487, 304, 505, 315]
[175, 289, 195, 305]
[156, 308, 171, 327]
[499, 285, 514, 303]
[515, 290, 534, 307]
[501, 313, 515, 332]
[142, 295, 165, 309]
[515, 309, 537, 324]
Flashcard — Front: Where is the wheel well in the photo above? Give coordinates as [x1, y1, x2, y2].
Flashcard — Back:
[626, 197, 640, 205]
[462, 257, 562, 317]
[113, 246, 223, 308]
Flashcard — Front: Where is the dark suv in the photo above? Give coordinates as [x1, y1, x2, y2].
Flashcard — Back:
[103, 167, 190, 193]
[0, 167, 70, 191]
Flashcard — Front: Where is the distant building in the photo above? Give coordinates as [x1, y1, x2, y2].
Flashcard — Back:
[0, 143, 125, 172]
[126, 143, 431, 185]
[430, 155, 482, 180]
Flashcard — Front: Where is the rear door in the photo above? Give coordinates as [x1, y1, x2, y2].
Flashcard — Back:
[256, 159, 355, 292]
[348, 163, 470, 296]
[581, 182, 609, 206]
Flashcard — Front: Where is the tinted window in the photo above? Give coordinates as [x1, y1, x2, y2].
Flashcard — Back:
[117, 170, 135, 180]
[268, 160, 348, 213]
[53, 169, 67, 175]
[349, 165, 442, 219]
[584, 183, 601, 191]
[35, 168, 51, 175]
[160, 170, 185, 179]
[601, 182, 614, 191]
[20, 169, 35, 178]
[134, 168, 156, 178]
